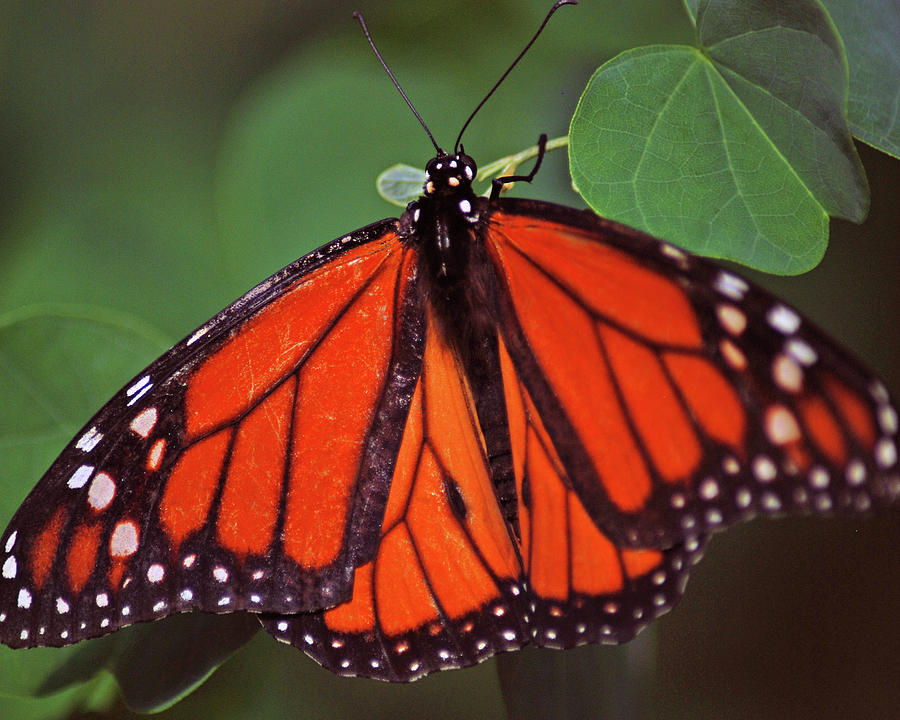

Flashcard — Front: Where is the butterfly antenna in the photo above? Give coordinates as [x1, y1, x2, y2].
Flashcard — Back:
[353, 11, 442, 154]
[454, 0, 576, 153]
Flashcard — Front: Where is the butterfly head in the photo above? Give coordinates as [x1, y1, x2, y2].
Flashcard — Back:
[423, 153, 477, 197]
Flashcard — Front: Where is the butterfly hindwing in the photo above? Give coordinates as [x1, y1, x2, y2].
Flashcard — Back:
[263, 308, 528, 681]
[0, 220, 425, 647]
[484, 199, 900, 549]
[495, 334, 707, 648]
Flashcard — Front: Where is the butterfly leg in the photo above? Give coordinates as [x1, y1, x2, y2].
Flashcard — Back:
[490, 133, 549, 200]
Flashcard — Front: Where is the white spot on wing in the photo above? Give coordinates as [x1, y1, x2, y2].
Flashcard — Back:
[699, 478, 719, 500]
[68, 465, 94, 489]
[147, 563, 165, 583]
[767, 304, 801, 335]
[5, 531, 16, 553]
[126, 375, 151, 397]
[765, 405, 801, 445]
[846, 460, 866, 486]
[147, 438, 166, 471]
[809, 467, 830, 489]
[753, 456, 778, 482]
[187, 326, 210, 345]
[714, 272, 749, 300]
[877, 439, 897, 468]
[773, 354, 803, 393]
[879, 406, 898, 434]
[2, 556, 16, 579]
[660, 243, 687, 262]
[17, 587, 32, 609]
[719, 339, 747, 370]
[716, 304, 746, 336]
[786, 338, 817, 366]
[76, 427, 103, 452]
[110, 521, 139, 558]
[87, 472, 116, 511]
[129, 407, 158, 438]
[126, 376, 153, 406]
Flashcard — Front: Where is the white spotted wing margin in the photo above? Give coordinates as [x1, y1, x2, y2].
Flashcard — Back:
[261, 534, 707, 683]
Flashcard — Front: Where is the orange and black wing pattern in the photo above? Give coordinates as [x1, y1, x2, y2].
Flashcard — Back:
[497, 333, 706, 648]
[0, 220, 424, 647]
[261, 308, 528, 681]
[0, 188, 898, 683]
[484, 199, 900, 551]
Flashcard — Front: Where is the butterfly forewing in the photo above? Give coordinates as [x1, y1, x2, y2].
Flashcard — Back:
[0, 220, 424, 648]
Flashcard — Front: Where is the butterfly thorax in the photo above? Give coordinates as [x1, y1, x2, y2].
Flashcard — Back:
[404, 152, 481, 283]
[400, 150, 501, 352]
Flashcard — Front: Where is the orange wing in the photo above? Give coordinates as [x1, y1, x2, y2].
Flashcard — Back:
[261, 297, 708, 679]
[484, 201, 899, 548]
[0, 222, 425, 648]
[498, 335, 705, 647]
[258, 281, 712, 679]
[262, 307, 527, 681]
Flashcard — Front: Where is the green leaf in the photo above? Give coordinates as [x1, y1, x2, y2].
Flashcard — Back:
[108, 613, 260, 713]
[570, 0, 868, 274]
[377, 164, 427, 207]
[821, 0, 900, 158]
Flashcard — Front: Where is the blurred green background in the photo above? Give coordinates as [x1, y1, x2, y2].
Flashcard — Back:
[0, 1, 898, 718]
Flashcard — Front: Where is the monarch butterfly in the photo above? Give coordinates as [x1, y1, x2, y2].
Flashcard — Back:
[0, 0, 898, 688]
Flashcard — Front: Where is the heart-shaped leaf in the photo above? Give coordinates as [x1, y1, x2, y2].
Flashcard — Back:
[570, 0, 868, 274]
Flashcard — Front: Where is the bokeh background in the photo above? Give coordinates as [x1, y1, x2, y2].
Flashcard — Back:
[1, 1, 898, 718]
